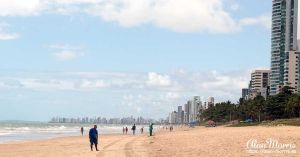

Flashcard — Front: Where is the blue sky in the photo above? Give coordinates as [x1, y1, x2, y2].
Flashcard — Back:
[0, 0, 275, 121]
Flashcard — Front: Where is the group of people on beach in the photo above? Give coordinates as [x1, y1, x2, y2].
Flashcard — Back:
[82, 123, 154, 151]
[122, 124, 146, 135]
[122, 126, 129, 134]
[163, 125, 174, 132]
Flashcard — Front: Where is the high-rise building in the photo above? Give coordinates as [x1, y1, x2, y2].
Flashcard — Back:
[203, 102, 208, 110]
[249, 70, 271, 99]
[181, 110, 184, 123]
[169, 111, 177, 124]
[189, 96, 201, 122]
[188, 100, 194, 122]
[284, 50, 300, 92]
[242, 88, 249, 99]
[177, 106, 183, 124]
[207, 97, 215, 107]
[270, 0, 298, 95]
[184, 103, 190, 123]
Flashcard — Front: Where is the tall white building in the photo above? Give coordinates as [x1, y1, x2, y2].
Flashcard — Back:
[207, 97, 215, 107]
[249, 70, 271, 98]
[189, 96, 202, 122]
[184, 103, 190, 123]
[169, 111, 177, 124]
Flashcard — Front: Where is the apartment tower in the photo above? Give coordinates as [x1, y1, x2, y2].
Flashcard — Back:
[270, 0, 298, 95]
[249, 70, 271, 99]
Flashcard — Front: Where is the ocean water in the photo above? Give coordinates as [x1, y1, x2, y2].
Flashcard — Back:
[0, 121, 149, 143]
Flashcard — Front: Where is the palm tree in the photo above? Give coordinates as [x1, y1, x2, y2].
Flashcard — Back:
[287, 94, 300, 118]
[253, 96, 265, 122]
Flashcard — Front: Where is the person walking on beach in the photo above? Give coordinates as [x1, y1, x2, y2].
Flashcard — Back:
[122, 127, 125, 134]
[89, 125, 99, 151]
[131, 124, 136, 135]
[149, 123, 153, 136]
[140, 127, 144, 134]
[81, 127, 84, 136]
[125, 127, 128, 134]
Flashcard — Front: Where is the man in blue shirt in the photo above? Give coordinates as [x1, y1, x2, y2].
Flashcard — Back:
[89, 125, 99, 151]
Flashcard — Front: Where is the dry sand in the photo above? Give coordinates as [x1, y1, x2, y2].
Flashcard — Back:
[148, 126, 300, 157]
[0, 126, 299, 157]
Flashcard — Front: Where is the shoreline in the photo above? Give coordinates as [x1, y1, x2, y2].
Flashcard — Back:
[0, 123, 153, 144]
[0, 132, 129, 144]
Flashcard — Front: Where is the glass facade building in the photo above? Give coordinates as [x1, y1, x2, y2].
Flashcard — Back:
[270, 0, 298, 95]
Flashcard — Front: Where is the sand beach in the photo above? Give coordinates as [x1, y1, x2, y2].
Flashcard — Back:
[0, 126, 299, 157]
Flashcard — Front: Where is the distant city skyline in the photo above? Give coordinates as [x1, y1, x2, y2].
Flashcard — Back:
[167, 96, 214, 124]
[0, 0, 292, 121]
[49, 116, 160, 125]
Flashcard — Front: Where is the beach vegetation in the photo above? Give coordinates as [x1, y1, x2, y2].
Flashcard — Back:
[198, 86, 300, 126]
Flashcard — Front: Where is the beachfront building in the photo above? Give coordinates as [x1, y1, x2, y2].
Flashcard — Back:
[187, 100, 193, 123]
[181, 110, 184, 124]
[170, 96, 216, 124]
[203, 102, 208, 110]
[270, 0, 299, 95]
[207, 97, 215, 107]
[188, 99, 195, 123]
[109, 118, 121, 124]
[284, 50, 300, 92]
[177, 106, 184, 124]
[189, 96, 202, 122]
[184, 103, 190, 123]
[242, 88, 249, 99]
[248, 70, 271, 99]
[121, 116, 135, 124]
[169, 111, 178, 124]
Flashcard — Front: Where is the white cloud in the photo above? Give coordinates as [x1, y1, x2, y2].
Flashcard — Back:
[0, 22, 19, 40]
[0, 69, 258, 118]
[0, 0, 270, 33]
[0, 0, 42, 16]
[239, 14, 271, 29]
[54, 50, 81, 61]
[0, 32, 19, 40]
[79, 80, 111, 89]
[147, 72, 171, 87]
[86, 0, 239, 33]
[50, 0, 100, 5]
[50, 44, 85, 61]
[121, 92, 189, 117]
[0, 69, 253, 101]
[0, 78, 75, 91]
[165, 92, 180, 99]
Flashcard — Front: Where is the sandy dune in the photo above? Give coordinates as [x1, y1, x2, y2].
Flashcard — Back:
[0, 126, 299, 157]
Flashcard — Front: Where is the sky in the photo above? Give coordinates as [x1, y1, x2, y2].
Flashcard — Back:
[0, 0, 280, 121]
